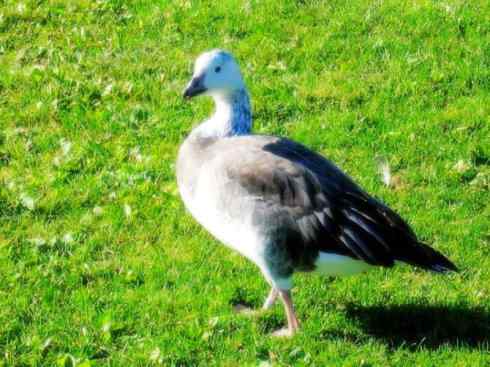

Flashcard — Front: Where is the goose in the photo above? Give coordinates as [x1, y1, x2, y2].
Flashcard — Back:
[177, 49, 458, 337]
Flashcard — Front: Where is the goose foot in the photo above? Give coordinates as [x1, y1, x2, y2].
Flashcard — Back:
[233, 288, 279, 315]
[232, 303, 257, 315]
[271, 327, 294, 338]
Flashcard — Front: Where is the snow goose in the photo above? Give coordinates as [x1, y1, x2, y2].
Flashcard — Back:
[177, 49, 457, 337]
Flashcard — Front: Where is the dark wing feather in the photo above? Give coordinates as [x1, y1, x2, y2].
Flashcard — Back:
[226, 137, 457, 273]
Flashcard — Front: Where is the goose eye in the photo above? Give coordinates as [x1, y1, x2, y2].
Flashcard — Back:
[214, 66, 221, 73]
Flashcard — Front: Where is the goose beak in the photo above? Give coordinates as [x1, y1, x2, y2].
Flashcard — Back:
[183, 74, 206, 99]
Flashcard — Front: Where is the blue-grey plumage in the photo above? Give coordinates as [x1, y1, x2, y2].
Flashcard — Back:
[177, 49, 457, 337]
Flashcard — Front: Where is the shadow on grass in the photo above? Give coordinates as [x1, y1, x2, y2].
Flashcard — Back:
[344, 303, 490, 350]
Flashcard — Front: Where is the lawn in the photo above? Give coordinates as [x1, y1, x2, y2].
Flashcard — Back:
[0, 0, 489, 365]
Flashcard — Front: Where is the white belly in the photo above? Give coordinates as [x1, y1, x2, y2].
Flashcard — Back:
[179, 184, 266, 266]
[314, 252, 372, 276]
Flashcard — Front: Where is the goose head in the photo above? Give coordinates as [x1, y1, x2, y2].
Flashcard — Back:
[183, 49, 245, 99]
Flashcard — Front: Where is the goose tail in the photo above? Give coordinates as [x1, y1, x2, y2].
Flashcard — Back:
[398, 242, 458, 273]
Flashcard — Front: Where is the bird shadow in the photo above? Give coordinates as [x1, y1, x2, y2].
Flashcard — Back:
[340, 303, 490, 350]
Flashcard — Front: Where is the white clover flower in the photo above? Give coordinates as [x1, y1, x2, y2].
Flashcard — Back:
[123, 204, 132, 218]
[453, 159, 471, 174]
[29, 238, 46, 246]
[93, 206, 103, 216]
[17, 3, 26, 13]
[62, 233, 74, 244]
[102, 83, 113, 96]
[379, 160, 392, 187]
[20, 193, 35, 210]
[60, 138, 72, 156]
[149, 347, 162, 363]
[129, 146, 143, 162]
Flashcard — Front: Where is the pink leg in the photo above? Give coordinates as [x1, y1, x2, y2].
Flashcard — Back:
[272, 290, 300, 337]
[262, 288, 278, 310]
[234, 288, 278, 315]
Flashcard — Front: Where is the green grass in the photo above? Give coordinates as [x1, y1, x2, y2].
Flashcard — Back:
[1, 0, 489, 365]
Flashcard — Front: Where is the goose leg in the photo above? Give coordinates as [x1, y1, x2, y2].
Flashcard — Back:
[272, 289, 300, 337]
[262, 288, 278, 310]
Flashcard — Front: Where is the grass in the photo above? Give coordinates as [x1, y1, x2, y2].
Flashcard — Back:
[0, 0, 489, 365]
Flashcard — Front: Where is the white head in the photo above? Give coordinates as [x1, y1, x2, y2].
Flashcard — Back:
[183, 49, 245, 99]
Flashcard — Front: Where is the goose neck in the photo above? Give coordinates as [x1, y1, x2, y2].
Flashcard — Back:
[193, 88, 252, 139]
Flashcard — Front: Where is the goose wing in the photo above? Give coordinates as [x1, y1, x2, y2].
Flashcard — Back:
[224, 136, 456, 272]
